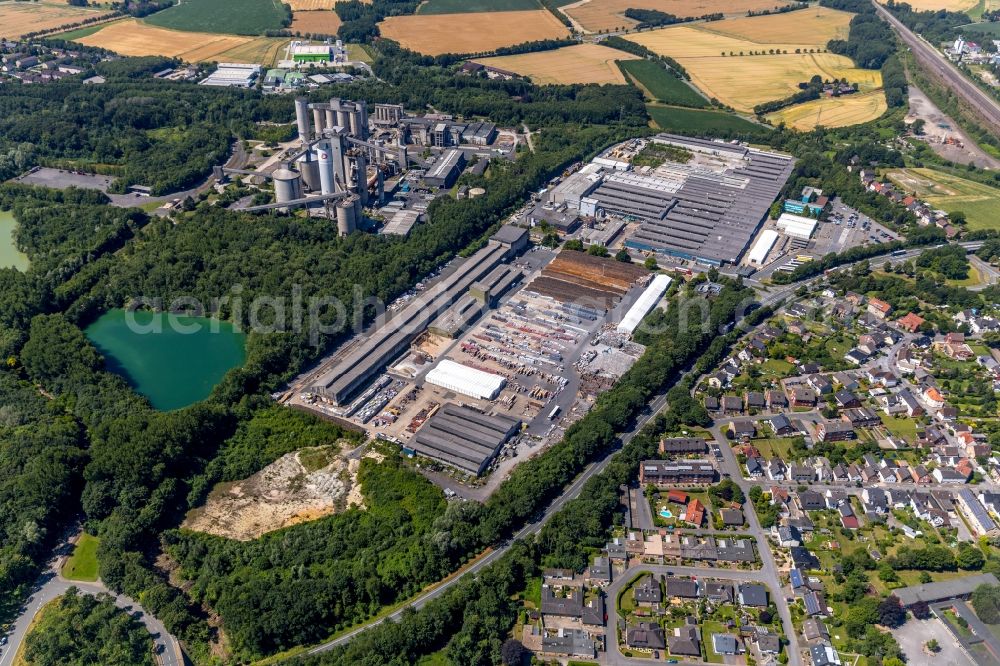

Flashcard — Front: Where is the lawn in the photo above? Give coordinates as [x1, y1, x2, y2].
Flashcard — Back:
[647, 104, 765, 135]
[619, 59, 708, 108]
[751, 436, 796, 459]
[702, 621, 731, 664]
[945, 264, 985, 287]
[418, 0, 541, 12]
[416, 650, 451, 666]
[760, 358, 795, 377]
[62, 533, 100, 582]
[144, 0, 289, 35]
[885, 168, 1000, 231]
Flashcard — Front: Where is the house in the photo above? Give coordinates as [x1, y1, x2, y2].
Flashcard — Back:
[755, 631, 780, 655]
[704, 582, 734, 603]
[667, 579, 700, 599]
[807, 375, 833, 395]
[712, 634, 740, 655]
[668, 489, 689, 505]
[844, 349, 867, 366]
[659, 437, 708, 454]
[633, 574, 662, 605]
[803, 619, 829, 644]
[686, 498, 707, 526]
[541, 627, 596, 659]
[773, 525, 801, 547]
[718, 538, 756, 563]
[768, 413, 795, 436]
[790, 387, 818, 407]
[896, 312, 926, 333]
[721, 508, 744, 526]
[798, 491, 825, 511]
[746, 391, 766, 411]
[704, 395, 720, 412]
[766, 390, 788, 409]
[605, 538, 627, 562]
[626, 622, 666, 651]
[767, 458, 787, 480]
[862, 488, 889, 514]
[587, 556, 612, 585]
[729, 420, 756, 440]
[722, 395, 744, 414]
[667, 617, 701, 657]
[957, 489, 999, 536]
[834, 390, 861, 409]
[833, 372, 859, 391]
[898, 390, 924, 417]
[803, 590, 825, 616]
[541, 575, 584, 617]
[814, 420, 855, 443]
[746, 457, 764, 478]
[639, 460, 717, 486]
[811, 645, 843, 666]
[868, 297, 892, 319]
[738, 583, 769, 607]
[790, 546, 821, 570]
[790, 465, 815, 483]
[934, 467, 970, 484]
[842, 407, 881, 428]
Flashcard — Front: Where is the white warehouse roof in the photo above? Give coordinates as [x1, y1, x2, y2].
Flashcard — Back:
[425, 359, 506, 400]
[747, 229, 779, 265]
[617, 274, 672, 336]
[776, 213, 818, 241]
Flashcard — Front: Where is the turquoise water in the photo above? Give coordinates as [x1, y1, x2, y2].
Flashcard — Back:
[85, 309, 246, 411]
[659, 508, 674, 519]
[0, 210, 29, 271]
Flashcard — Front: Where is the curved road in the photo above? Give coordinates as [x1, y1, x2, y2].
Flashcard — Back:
[873, 0, 1000, 134]
[0, 535, 181, 666]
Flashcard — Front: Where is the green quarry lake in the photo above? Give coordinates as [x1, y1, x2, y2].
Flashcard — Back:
[0, 210, 30, 271]
[85, 309, 246, 411]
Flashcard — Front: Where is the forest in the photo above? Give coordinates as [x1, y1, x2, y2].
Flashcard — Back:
[22, 589, 155, 666]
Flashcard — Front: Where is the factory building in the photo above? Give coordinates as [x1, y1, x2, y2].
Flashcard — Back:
[199, 63, 261, 88]
[429, 264, 523, 337]
[292, 43, 333, 63]
[425, 359, 507, 400]
[775, 213, 818, 241]
[373, 103, 405, 126]
[310, 227, 528, 405]
[401, 118, 497, 147]
[617, 274, 672, 336]
[381, 209, 422, 236]
[589, 172, 680, 221]
[411, 403, 521, 476]
[746, 229, 779, 266]
[424, 149, 467, 188]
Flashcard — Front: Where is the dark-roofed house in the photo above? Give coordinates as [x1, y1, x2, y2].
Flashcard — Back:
[756, 631, 780, 654]
[634, 574, 662, 606]
[717, 538, 756, 562]
[668, 617, 701, 657]
[541, 577, 584, 617]
[746, 391, 766, 411]
[814, 420, 855, 443]
[722, 395, 744, 414]
[712, 633, 739, 655]
[640, 460, 717, 486]
[721, 508, 744, 526]
[542, 628, 595, 659]
[802, 618, 829, 643]
[798, 491, 825, 511]
[729, 420, 756, 440]
[626, 622, 666, 651]
[739, 583, 769, 607]
[790, 546, 820, 570]
[811, 645, 842, 666]
[767, 390, 788, 409]
[834, 390, 861, 409]
[667, 579, 700, 599]
[704, 582, 734, 603]
[843, 408, 881, 428]
[660, 437, 708, 454]
[587, 556, 612, 585]
[767, 413, 795, 436]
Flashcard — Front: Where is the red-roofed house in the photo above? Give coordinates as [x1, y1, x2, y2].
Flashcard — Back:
[868, 298, 892, 320]
[685, 498, 706, 527]
[896, 312, 925, 333]
[923, 387, 946, 409]
[668, 489, 689, 505]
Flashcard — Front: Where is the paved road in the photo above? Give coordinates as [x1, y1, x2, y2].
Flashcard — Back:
[605, 563, 774, 666]
[0, 535, 181, 666]
[873, 0, 1000, 135]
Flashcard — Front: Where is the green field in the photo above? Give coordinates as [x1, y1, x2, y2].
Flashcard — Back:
[53, 21, 118, 41]
[961, 19, 1000, 35]
[144, 0, 288, 35]
[885, 167, 1000, 231]
[620, 59, 708, 108]
[418, 0, 541, 13]
[647, 104, 766, 135]
[62, 533, 100, 582]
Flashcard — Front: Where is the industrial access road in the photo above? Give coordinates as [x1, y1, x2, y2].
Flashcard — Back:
[872, 0, 1000, 135]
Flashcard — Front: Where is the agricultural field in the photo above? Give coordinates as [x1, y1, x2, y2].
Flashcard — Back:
[0, 0, 113, 39]
[766, 89, 887, 129]
[625, 14, 882, 113]
[619, 58, 708, 107]
[290, 9, 342, 35]
[144, 0, 289, 36]
[378, 10, 569, 55]
[475, 44, 637, 84]
[74, 19, 285, 64]
[287, 0, 341, 8]
[647, 104, 764, 134]
[418, 0, 542, 13]
[562, 0, 781, 33]
[877, 0, 977, 10]
[886, 167, 1000, 230]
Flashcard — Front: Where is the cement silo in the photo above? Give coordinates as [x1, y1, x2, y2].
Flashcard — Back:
[317, 141, 335, 195]
[312, 106, 325, 136]
[297, 152, 321, 192]
[336, 198, 356, 236]
[273, 166, 302, 211]
[294, 97, 311, 143]
[356, 100, 369, 140]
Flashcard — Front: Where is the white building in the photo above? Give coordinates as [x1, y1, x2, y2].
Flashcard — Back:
[199, 63, 261, 88]
[617, 274, 672, 336]
[746, 229, 779, 265]
[425, 359, 506, 400]
[776, 213, 818, 241]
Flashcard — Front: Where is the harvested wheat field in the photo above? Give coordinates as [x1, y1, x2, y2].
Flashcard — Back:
[183, 446, 380, 541]
[877, 0, 976, 10]
[475, 44, 639, 84]
[626, 22, 881, 113]
[766, 90, 888, 129]
[0, 0, 112, 39]
[378, 9, 569, 55]
[75, 19, 282, 63]
[287, 0, 353, 8]
[563, 0, 783, 33]
[698, 6, 852, 44]
[291, 9, 343, 34]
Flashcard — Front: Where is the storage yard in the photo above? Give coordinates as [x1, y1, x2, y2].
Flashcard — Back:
[290, 235, 663, 489]
[473, 44, 639, 85]
[377, 10, 570, 55]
